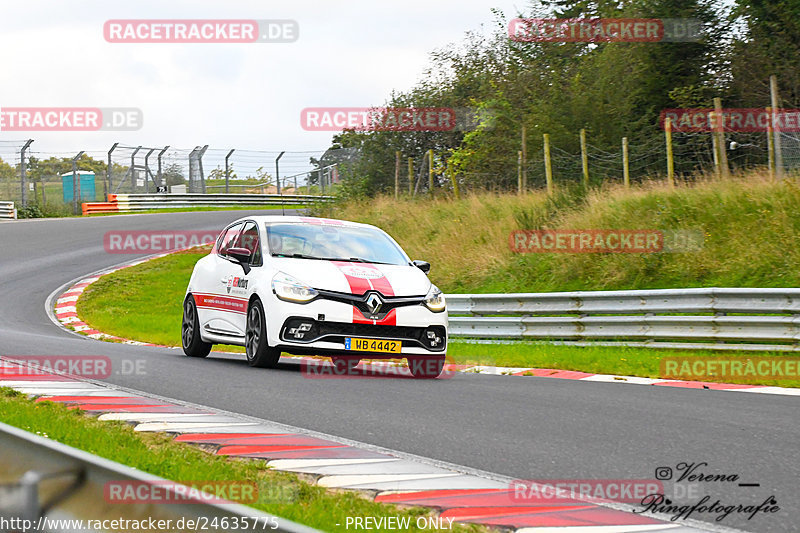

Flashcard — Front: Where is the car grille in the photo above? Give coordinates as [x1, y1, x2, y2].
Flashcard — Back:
[280, 317, 446, 351]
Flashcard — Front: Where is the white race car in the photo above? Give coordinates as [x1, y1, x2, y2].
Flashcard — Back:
[182, 216, 448, 378]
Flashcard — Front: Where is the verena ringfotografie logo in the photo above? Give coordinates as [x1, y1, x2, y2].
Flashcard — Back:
[301, 358, 456, 379]
[104, 231, 218, 254]
[105, 481, 258, 505]
[0, 108, 142, 131]
[104, 20, 298, 43]
[660, 108, 800, 132]
[509, 18, 702, 42]
[300, 107, 489, 132]
[511, 479, 663, 504]
[3, 356, 113, 379]
[509, 229, 703, 253]
[661, 357, 800, 381]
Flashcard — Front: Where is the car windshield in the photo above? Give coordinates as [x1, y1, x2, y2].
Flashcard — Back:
[266, 223, 408, 265]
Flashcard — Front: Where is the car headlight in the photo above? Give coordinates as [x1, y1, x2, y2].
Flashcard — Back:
[424, 285, 446, 313]
[272, 272, 319, 303]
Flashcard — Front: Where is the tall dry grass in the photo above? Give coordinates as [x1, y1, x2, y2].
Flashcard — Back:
[326, 171, 800, 293]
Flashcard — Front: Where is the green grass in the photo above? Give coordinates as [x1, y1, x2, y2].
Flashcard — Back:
[87, 205, 298, 216]
[0, 388, 485, 532]
[321, 171, 800, 293]
[77, 245, 800, 386]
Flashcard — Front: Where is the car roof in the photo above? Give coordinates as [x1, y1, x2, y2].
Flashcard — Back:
[228, 215, 378, 230]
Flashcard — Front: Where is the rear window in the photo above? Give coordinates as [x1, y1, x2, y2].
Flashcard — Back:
[266, 223, 408, 265]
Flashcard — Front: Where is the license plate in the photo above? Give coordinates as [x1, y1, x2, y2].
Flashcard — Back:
[344, 337, 401, 353]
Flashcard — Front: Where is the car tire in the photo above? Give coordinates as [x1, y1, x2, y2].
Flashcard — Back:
[182, 295, 212, 358]
[408, 355, 445, 379]
[331, 357, 360, 374]
[245, 299, 281, 368]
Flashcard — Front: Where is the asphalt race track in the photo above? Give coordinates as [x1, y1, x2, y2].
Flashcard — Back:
[0, 211, 797, 532]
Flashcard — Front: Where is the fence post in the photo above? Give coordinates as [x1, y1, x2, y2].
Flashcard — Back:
[143, 148, 155, 193]
[156, 146, 169, 189]
[580, 128, 589, 188]
[622, 137, 630, 188]
[448, 157, 460, 199]
[275, 151, 285, 195]
[130, 146, 141, 192]
[713, 97, 729, 179]
[225, 149, 235, 193]
[543, 134, 553, 195]
[766, 106, 775, 179]
[394, 151, 401, 199]
[665, 118, 674, 187]
[428, 149, 434, 197]
[20, 140, 33, 207]
[521, 125, 527, 191]
[770, 75, 784, 179]
[517, 150, 523, 195]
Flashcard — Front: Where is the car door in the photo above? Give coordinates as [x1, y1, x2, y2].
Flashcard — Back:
[194, 222, 248, 339]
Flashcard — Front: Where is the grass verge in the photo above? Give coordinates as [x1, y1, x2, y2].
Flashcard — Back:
[0, 387, 486, 533]
[76, 247, 800, 387]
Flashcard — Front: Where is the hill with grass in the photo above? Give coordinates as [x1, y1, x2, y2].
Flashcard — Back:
[320, 172, 800, 293]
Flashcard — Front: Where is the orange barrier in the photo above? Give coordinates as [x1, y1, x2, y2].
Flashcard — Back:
[82, 202, 119, 215]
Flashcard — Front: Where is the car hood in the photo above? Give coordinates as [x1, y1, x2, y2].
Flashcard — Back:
[270, 258, 431, 297]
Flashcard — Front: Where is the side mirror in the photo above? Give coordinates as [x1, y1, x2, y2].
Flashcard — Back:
[412, 260, 431, 274]
[227, 247, 252, 274]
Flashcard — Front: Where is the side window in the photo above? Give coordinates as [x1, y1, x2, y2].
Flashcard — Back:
[217, 223, 244, 257]
[236, 221, 262, 265]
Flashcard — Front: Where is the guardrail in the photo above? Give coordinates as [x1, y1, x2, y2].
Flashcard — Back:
[0, 201, 16, 219]
[447, 288, 800, 350]
[0, 421, 318, 533]
[82, 193, 335, 215]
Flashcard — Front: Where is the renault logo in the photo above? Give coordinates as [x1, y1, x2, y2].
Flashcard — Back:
[365, 292, 383, 315]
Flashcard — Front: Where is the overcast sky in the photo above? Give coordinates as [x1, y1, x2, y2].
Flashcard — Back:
[0, 1, 524, 176]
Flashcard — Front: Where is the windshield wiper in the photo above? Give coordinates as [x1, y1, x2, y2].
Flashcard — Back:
[273, 253, 395, 265]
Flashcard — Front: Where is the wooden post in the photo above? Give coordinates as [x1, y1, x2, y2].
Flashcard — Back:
[770, 75, 784, 179]
[428, 149, 434, 196]
[408, 157, 414, 195]
[517, 150, 523, 195]
[543, 134, 553, 195]
[710, 118, 721, 179]
[713, 97, 729, 178]
[394, 151, 401, 199]
[665, 118, 674, 187]
[580, 128, 589, 188]
[766, 106, 775, 179]
[448, 158, 460, 199]
[622, 137, 630, 188]
[521, 125, 527, 192]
